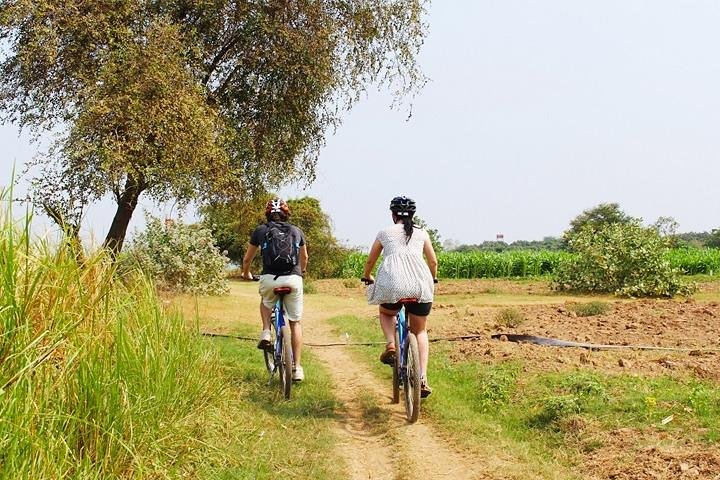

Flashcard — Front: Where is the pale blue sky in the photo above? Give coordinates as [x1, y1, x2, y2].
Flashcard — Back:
[3, 1, 720, 248]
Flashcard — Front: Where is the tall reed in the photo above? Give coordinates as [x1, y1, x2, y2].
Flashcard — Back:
[0, 187, 223, 478]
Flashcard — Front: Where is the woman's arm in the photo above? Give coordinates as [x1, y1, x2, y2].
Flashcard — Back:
[362, 240, 383, 280]
[423, 238, 438, 279]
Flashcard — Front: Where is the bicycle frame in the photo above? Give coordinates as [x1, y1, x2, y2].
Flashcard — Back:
[395, 306, 409, 382]
[270, 295, 292, 371]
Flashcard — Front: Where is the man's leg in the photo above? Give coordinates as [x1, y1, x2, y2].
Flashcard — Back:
[289, 320, 302, 368]
[257, 277, 275, 349]
[260, 301, 272, 330]
[284, 275, 305, 381]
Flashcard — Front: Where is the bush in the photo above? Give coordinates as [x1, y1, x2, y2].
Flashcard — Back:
[127, 215, 229, 295]
[569, 301, 611, 317]
[532, 395, 582, 427]
[553, 222, 695, 297]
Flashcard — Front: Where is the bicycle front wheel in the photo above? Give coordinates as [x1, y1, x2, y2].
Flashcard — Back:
[263, 347, 276, 375]
[404, 333, 421, 423]
[279, 325, 293, 399]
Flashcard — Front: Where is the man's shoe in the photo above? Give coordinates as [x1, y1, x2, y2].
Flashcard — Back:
[420, 377, 432, 398]
[292, 365, 304, 382]
[257, 329, 272, 350]
[379, 344, 396, 365]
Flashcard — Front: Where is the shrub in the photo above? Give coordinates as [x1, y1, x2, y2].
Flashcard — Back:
[126, 215, 229, 295]
[532, 395, 582, 427]
[477, 364, 519, 410]
[494, 308, 526, 328]
[561, 372, 607, 398]
[304, 279, 317, 294]
[553, 222, 695, 297]
[569, 301, 611, 317]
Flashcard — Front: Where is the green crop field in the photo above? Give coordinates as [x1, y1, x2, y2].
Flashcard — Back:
[337, 248, 720, 279]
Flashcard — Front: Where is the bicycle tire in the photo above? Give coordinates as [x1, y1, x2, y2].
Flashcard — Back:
[263, 345, 276, 375]
[404, 333, 421, 423]
[264, 312, 277, 375]
[279, 325, 293, 399]
[392, 329, 400, 404]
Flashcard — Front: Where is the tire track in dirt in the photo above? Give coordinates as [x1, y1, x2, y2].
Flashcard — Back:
[303, 300, 493, 480]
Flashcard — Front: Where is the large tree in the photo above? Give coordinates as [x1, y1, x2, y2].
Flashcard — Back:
[0, 0, 428, 252]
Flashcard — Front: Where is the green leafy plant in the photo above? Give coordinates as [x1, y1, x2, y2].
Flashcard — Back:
[127, 215, 229, 295]
[532, 395, 582, 427]
[554, 222, 695, 297]
[561, 373, 607, 398]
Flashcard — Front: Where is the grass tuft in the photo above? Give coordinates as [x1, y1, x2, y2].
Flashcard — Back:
[494, 308, 526, 328]
[569, 301, 611, 317]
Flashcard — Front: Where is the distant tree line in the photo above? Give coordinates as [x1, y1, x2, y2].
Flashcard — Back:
[453, 237, 564, 252]
[448, 203, 720, 252]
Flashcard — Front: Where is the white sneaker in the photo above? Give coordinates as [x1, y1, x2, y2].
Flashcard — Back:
[257, 329, 271, 350]
[292, 365, 304, 382]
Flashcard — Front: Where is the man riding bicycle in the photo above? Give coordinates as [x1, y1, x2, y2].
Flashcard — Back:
[241, 198, 309, 382]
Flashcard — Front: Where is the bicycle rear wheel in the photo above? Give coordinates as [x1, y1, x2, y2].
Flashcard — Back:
[392, 329, 400, 404]
[279, 325, 293, 399]
[263, 326, 276, 375]
[404, 333, 421, 423]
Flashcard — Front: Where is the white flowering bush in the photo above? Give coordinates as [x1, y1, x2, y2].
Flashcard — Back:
[554, 222, 695, 297]
[127, 215, 229, 295]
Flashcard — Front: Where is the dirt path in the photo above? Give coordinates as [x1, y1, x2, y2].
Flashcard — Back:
[302, 298, 493, 480]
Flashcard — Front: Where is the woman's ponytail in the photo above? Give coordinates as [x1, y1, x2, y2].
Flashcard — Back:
[402, 216, 414, 243]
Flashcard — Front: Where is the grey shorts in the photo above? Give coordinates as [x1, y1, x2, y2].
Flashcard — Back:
[258, 274, 304, 321]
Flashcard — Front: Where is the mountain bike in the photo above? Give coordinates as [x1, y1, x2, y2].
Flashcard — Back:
[362, 278, 422, 423]
[253, 277, 294, 399]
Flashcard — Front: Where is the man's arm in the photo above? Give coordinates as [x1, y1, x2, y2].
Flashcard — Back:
[241, 244, 259, 279]
[299, 244, 308, 274]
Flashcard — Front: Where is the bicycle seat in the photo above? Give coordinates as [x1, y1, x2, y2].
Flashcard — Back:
[398, 297, 419, 304]
[273, 287, 292, 295]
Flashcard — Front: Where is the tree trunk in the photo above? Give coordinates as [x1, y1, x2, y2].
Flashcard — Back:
[104, 175, 144, 254]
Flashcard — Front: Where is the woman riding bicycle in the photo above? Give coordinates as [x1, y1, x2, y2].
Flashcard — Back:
[362, 196, 438, 397]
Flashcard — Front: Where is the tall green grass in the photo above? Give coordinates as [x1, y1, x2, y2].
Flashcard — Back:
[0, 187, 223, 478]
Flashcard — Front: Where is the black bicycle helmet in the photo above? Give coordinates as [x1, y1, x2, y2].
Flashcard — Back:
[389, 196, 416, 217]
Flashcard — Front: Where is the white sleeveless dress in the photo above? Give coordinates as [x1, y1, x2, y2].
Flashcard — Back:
[366, 223, 435, 305]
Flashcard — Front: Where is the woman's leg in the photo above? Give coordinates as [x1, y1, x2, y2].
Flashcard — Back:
[379, 306, 397, 345]
[408, 314, 428, 378]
